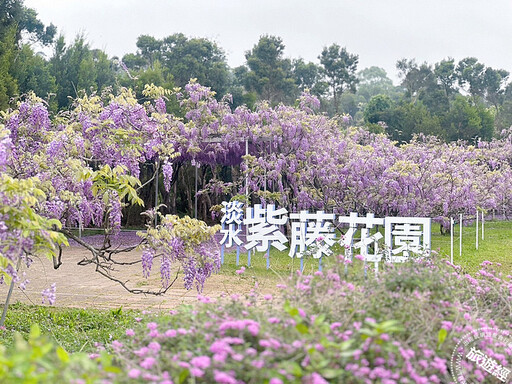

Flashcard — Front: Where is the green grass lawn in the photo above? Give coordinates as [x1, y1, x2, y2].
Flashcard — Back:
[0, 302, 141, 352]
[431, 220, 512, 274]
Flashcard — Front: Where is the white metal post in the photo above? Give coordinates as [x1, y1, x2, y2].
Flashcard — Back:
[482, 211, 484, 240]
[155, 162, 158, 227]
[194, 165, 198, 219]
[459, 213, 462, 258]
[450, 217, 454, 264]
[476, 210, 479, 250]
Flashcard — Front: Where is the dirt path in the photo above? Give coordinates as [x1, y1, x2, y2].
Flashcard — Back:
[0, 244, 263, 311]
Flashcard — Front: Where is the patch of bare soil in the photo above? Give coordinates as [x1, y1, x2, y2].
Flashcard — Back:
[0, 245, 267, 311]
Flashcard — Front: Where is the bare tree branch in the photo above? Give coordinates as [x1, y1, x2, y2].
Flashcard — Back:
[94, 264, 180, 295]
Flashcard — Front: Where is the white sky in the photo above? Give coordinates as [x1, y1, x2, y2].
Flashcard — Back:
[24, 0, 512, 84]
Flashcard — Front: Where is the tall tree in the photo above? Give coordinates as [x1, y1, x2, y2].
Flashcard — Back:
[396, 59, 435, 101]
[0, 25, 17, 109]
[357, 66, 397, 101]
[456, 57, 509, 109]
[482, 67, 509, 109]
[292, 58, 327, 97]
[456, 57, 486, 99]
[124, 33, 229, 97]
[433, 58, 457, 98]
[135, 34, 161, 68]
[12, 44, 57, 99]
[228, 65, 257, 109]
[160, 33, 228, 96]
[319, 43, 358, 114]
[50, 35, 115, 109]
[442, 95, 493, 142]
[0, 0, 56, 47]
[244, 35, 297, 104]
[0, 0, 56, 109]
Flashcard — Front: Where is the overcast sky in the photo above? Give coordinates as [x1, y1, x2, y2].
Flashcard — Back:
[24, 0, 512, 84]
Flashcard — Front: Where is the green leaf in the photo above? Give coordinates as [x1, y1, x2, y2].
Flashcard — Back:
[178, 369, 190, 384]
[56, 347, 69, 363]
[29, 324, 41, 340]
[103, 366, 122, 374]
[321, 369, 342, 379]
[296, 323, 309, 334]
[437, 328, 448, 349]
[287, 361, 303, 377]
[314, 314, 326, 326]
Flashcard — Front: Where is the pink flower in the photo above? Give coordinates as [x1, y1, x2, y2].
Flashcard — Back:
[148, 341, 161, 352]
[380, 333, 390, 341]
[210, 340, 232, 355]
[128, 369, 141, 378]
[197, 294, 214, 303]
[292, 340, 303, 348]
[304, 372, 328, 384]
[134, 347, 149, 357]
[146, 322, 158, 331]
[251, 360, 265, 369]
[247, 323, 260, 336]
[232, 353, 244, 361]
[441, 321, 453, 331]
[140, 357, 156, 370]
[190, 367, 204, 377]
[264, 294, 273, 301]
[270, 379, 283, 384]
[111, 340, 123, 352]
[165, 329, 177, 338]
[125, 328, 135, 337]
[190, 356, 211, 369]
[355, 254, 364, 261]
[236, 266, 246, 275]
[213, 370, 237, 384]
[148, 330, 159, 338]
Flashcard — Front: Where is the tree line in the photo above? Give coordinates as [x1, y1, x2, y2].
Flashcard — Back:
[2, 0, 512, 143]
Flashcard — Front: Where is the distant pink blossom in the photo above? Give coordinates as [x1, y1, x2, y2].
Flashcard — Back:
[140, 357, 156, 370]
[190, 356, 211, 369]
[213, 370, 237, 384]
[128, 369, 141, 378]
[146, 322, 158, 331]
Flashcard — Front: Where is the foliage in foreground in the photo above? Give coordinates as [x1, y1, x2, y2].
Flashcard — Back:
[1, 255, 510, 383]
[0, 303, 140, 353]
[0, 323, 116, 383]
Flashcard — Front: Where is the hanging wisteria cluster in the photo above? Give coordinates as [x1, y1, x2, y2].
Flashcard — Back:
[1, 79, 512, 296]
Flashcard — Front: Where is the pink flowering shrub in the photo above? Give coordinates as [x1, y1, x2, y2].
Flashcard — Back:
[101, 256, 511, 383]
